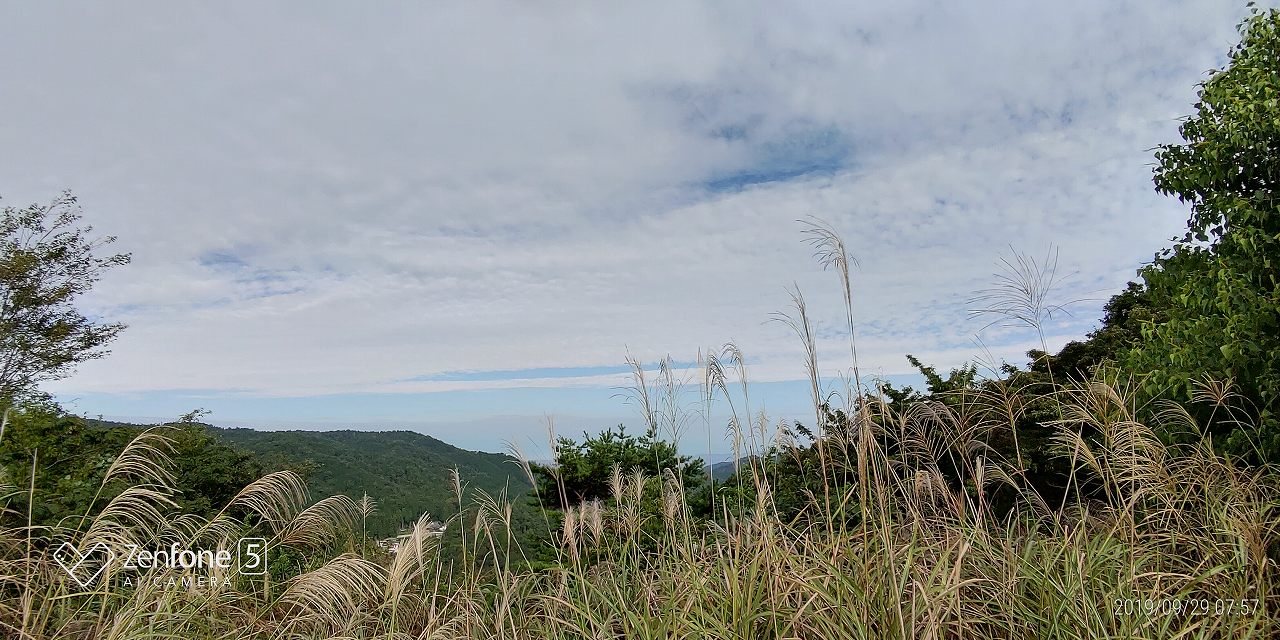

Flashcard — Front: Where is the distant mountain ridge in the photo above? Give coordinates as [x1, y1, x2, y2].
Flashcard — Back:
[209, 426, 531, 537]
[87, 419, 532, 538]
[706, 456, 757, 482]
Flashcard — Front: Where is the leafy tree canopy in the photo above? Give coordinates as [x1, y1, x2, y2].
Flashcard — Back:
[530, 424, 705, 510]
[1124, 7, 1280, 461]
[0, 403, 264, 526]
[0, 191, 129, 404]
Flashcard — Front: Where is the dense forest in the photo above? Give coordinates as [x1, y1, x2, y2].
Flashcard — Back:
[0, 412, 534, 539]
[0, 6, 1278, 639]
[212, 426, 531, 539]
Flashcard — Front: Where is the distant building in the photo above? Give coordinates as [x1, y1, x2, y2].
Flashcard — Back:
[375, 520, 447, 554]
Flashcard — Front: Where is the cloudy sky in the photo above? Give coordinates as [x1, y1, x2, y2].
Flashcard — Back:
[0, 2, 1252, 453]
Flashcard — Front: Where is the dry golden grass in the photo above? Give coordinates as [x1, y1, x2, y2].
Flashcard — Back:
[1, 370, 1276, 639]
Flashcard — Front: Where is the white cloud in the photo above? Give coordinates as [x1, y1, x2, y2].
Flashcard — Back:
[0, 1, 1251, 404]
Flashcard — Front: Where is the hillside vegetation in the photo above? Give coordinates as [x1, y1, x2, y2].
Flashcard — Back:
[3, 373, 1276, 638]
[211, 427, 530, 538]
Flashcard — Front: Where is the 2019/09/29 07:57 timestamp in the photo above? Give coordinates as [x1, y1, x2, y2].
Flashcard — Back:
[1114, 599, 1261, 617]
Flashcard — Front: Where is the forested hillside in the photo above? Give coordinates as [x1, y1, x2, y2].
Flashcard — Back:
[210, 427, 531, 537]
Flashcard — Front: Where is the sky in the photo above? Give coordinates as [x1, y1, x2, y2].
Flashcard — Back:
[0, 2, 1255, 455]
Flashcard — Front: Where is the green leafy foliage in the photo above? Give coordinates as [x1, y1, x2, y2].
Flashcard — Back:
[1124, 7, 1280, 461]
[166, 422, 265, 516]
[529, 424, 705, 510]
[1036, 282, 1155, 382]
[527, 424, 709, 559]
[0, 403, 262, 526]
[0, 192, 130, 404]
[0, 400, 131, 525]
[211, 426, 532, 538]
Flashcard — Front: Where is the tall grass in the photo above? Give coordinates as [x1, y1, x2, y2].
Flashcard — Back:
[2, 230, 1277, 638]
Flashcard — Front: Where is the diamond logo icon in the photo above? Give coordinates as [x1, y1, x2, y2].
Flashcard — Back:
[51, 542, 115, 588]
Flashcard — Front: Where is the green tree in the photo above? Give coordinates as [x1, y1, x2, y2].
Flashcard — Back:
[0, 405, 266, 526]
[166, 414, 265, 517]
[1125, 7, 1280, 461]
[530, 424, 704, 510]
[0, 191, 130, 404]
[0, 399, 133, 526]
[1037, 282, 1154, 382]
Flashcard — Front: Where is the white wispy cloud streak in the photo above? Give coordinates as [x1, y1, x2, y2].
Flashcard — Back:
[0, 2, 1251, 405]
